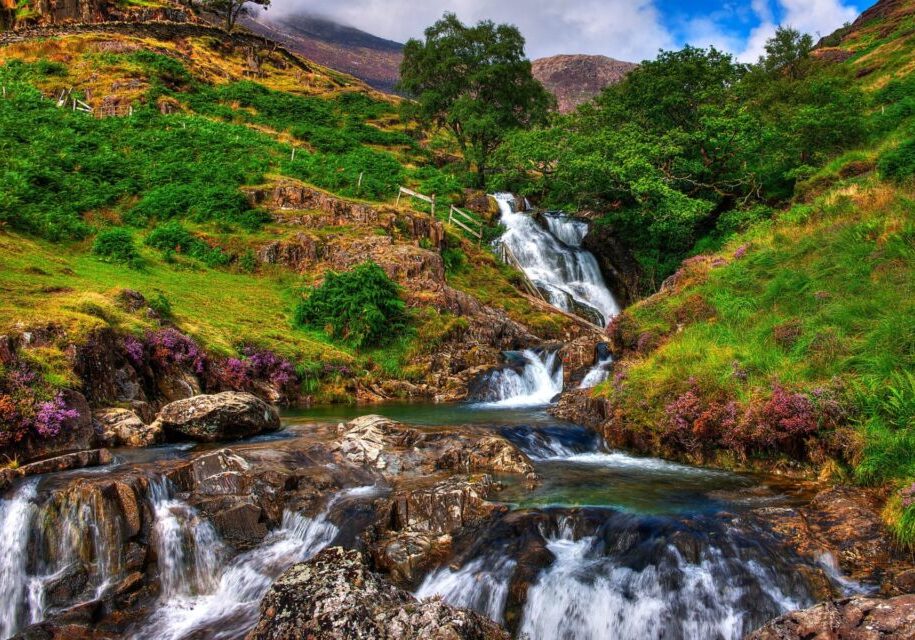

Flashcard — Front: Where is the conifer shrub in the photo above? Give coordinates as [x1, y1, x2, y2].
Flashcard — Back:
[294, 261, 407, 348]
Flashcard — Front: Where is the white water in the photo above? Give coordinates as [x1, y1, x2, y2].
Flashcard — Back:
[0, 481, 38, 639]
[579, 355, 613, 389]
[415, 555, 517, 624]
[492, 193, 619, 327]
[543, 213, 589, 247]
[131, 486, 373, 640]
[519, 531, 805, 640]
[479, 349, 563, 408]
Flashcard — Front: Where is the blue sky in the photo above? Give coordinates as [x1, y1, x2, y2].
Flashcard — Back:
[272, 0, 864, 62]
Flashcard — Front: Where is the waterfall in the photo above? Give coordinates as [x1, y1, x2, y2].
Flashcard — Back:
[579, 355, 613, 389]
[492, 193, 619, 327]
[0, 481, 38, 639]
[0, 479, 134, 639]
[415, 555, 517, 624]
[476, 349, 563, 407]
[543, 213, 588, 247]
[130, 487, 373, 640]
[518, 528, 808, 640]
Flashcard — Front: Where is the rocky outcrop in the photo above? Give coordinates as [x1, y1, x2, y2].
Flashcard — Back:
[93, 408, 162, 448]
[532, 54, 637, 113]
[246, 547, 510, 640]
[155, 392, 281, 443]
[747, 594, 915, 639]
[579, 217, 646, 306]
[0, 448, 113, 490]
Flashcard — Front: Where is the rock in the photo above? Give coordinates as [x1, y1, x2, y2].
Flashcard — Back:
[93, 408, 162, 448]
[156, 369, 202, 403]
[156, 392, 280, 442]
[246, 547, 509, 640]
[105, 481, 142, 538]
[3, 449, 113, 488]
[437, 436, 536, 477]
[336, 415, 424, 471]
[387, 475, 498, 535]
[746, 594, 915, 639]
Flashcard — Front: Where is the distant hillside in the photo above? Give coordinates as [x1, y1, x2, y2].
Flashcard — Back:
[242, 11, 404, 93]
[532, 54, 637, 113]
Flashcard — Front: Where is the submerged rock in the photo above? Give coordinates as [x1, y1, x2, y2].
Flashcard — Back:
[155, 392, 280, 442]
[246, 547, 509, 640]
[746, 594, 915, 639]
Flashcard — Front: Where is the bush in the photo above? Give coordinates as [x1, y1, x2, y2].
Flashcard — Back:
[92, 228, 140, 265]
[146, 221, 229, 267]
[294, 261, 407, 348]
[878, 138, 915, 182]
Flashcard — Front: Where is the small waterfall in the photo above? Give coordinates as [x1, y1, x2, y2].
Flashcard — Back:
[0, 481, 38, 639]
[476, 349, 563, 407]
[500, 425, 603, 460]
[0, 479, 134, 639]
[130, 487, 371, 640]
[492, 193, 619, 327]
[543, 213, 588, 247]
[518, 525, 809, 640]
[579, 355, 613, 389]
[415, 555, 517, 625]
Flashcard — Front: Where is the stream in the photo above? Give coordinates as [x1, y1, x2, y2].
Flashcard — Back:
[0, 201, 868, 639]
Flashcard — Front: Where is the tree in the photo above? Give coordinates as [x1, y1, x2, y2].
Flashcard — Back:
[399, 13, 553, 187]
[761, 26, 814, 80]
[201, 0, 269, 33]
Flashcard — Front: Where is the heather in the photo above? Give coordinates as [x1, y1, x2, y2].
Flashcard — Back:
[0, 364, 78, 446]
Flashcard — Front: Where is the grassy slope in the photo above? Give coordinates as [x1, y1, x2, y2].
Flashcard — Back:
[595, 1, 915, 541]
[0, 27, 557, 402]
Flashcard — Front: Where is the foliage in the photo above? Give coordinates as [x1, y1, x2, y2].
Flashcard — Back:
[92, 228, 141, 266]
[0, 363, 76, 446]
[399, 13, 553, 186]
[145, 222, 228, 267]
[878, 137, 915, 182]
[294, 261, 407, 348]
[495, 31, 868, 287]
[200, 0, 270, 32]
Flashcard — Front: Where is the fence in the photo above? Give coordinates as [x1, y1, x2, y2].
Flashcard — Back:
[447, 205, 483, 244]
[396, 186, 436, 218]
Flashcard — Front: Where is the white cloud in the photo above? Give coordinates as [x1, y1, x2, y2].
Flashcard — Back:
[264, 0, 859, 63]
[266, 0, 674, 61]
[738, 0, 859, 61]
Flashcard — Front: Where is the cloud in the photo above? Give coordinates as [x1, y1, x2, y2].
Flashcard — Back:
[737, 0, 859, 61]
[263, 0, 859, 63]
[266, 0, 675, 62]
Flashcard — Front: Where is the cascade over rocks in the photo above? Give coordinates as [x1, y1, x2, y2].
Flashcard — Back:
[746, 594, 915, 640]
[154, 391, 281, 442]
[246, 547, 510, 640]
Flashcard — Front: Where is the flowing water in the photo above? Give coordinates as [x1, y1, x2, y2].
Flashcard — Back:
[492, 193, 620, 327]
[470, 349, 564, 407]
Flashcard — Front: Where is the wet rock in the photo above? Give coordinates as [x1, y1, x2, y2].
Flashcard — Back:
[387, 475, 499, 535]
[747, 594, 915, 639]
[156, 392, 280, 442]
[437, 436, 536, 477]
[155, 369, 202, 403]
[374, 531, 452, 585]
[105, 480, 142, 538]
[0, 449, 114, 490]
[336, 415, 425, 471]
[93, 408, 162, 448]
[246, 547, 509, 640]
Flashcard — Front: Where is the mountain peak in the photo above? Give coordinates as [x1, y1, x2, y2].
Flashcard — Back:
[532, 54, 637, 113]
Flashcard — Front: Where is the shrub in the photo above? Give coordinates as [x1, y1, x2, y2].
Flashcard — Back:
[442, 247, 467, 275]
[92, 228, 140, 265]
[146, 222, 229, 267]
[878, 138, 915, 182]
[145, 328, 206, 374]
[294, 261, 407, 348]
[149, 293, 173, 318]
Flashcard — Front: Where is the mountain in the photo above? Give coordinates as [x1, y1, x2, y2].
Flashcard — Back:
[241, 11, 404, 93]
[532, 54, 637, 113]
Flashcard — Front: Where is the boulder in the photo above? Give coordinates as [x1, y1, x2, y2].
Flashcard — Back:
[746, 595, 915, 639]
[93, 408, 162, 448]
[156, 392, 280, 443]
[246, 547, 509, 640]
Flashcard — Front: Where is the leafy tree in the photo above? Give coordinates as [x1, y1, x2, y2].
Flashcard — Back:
[760, 26, 814, 80]
[200, 0, 270, 33]
[399, 13, 553, 187]
[294, 261, 407, 348]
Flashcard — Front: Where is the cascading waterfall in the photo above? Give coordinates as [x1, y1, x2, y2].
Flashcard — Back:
[579, 355, 613, 389]
[415, 555, 517, 624]
[518, 526, 807, 640]
[0, 481, 38, 639]
[492, 193, 619, 327]
[131, 486, 374, 640]
[477, 349, 563, 407]
[0, 479, 133, 639]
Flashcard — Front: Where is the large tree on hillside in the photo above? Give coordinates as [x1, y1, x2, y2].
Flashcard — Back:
[399, 13, 553, 187]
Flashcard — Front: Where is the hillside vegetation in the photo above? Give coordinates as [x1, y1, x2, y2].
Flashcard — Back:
[555, 13, 915, 542]
[0, 24, 563, 429]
